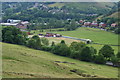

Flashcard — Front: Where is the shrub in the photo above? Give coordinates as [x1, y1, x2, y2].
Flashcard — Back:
[41, 46, 52, 51]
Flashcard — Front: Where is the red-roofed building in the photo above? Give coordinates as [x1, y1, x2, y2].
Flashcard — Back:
[91, 22, 98, 27]
[84, 22, 91, 26]
[79, 20, 84, 24]
[99, 22, 106, 28]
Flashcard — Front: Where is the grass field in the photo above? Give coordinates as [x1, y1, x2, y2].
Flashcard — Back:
[52, 27, 119, 53]
[32, 27, 118, 45]
[31, 27, 119, 53]
[46, 37, 81, 45]
[2, 42, 118, 78]
[53, 27, 118, 45]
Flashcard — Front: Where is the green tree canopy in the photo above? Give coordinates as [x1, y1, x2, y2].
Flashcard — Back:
[99, 45, 114, 60]
[80, 46, 92, 62]
[2, 26, 27, 45]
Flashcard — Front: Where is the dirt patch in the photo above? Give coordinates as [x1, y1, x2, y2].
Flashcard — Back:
[3, 71, 36, 77]
[21, 53, 38, 58]
[70, 69, 98, 78]
[3, 71, 50, 78]
[54, 61, 75, 64]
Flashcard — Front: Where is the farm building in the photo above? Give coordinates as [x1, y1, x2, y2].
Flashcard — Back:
[16, 21, 29, 29]
[45, 32, 62, 37]
[1, 19, 29, 30]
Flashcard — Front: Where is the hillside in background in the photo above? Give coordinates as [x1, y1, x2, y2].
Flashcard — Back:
[2, 2, 116, 22]
[48, 2, 115, 14]
[2, 42, 118, 78]
[97, 2, 119, 23]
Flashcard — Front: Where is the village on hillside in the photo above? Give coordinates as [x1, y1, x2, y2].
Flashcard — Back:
[1, 18, 118, 44]
[1, 19, 118, 32]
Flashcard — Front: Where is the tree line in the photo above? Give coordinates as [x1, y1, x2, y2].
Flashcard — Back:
[2, 26, 120, 66]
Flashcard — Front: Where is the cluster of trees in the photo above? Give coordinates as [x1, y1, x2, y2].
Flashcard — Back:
[2, 26, 27, 45]
[2, 26, 120, 66]
[2, 26, 50, 50]
[51, 41, 120, 66]
[28, 19, 80, 31]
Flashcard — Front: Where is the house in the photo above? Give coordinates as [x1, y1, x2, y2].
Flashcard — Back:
[16, 21, 29, 29]
[111, 23, 117, 27]
[16, 23, 27, 29]
[99, 22, 106, 28]
[84, 22, 91, 26]
[91, 21, 98, 27]
[1, 19, 29, 30]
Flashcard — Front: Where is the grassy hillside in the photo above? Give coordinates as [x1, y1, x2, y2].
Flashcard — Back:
[108, 11, 119, 18]
[53, 27, 118, 45]
[48, 3, 65, 8]
[51, 27, 118, 53]
[47, 2, 115, 14]
[2, 42, 118, 78]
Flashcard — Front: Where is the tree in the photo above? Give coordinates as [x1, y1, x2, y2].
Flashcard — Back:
[99, 45, 114, 60]
[52, 43, 71, 57]
[2, 26, 27, 45]
[15, 34, 26, 45]
[3, 31, 14, 43]
[51, 41, 55, 47]
[60, 40, 65, 44]
[69, 42, 86, 59]
[94, 54, 106, 64]
[80, 47, 92, 62]
[89, 46, 97, 61]
[27, 35, 41, 49]
[41, 38, 49, 46]
[27, 39, 36, 48]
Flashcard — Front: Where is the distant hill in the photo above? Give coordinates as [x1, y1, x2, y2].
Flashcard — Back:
[2, 2, 116, 23]
[47, 2, 115, 14]
[108, 11, 119, 18]
[96, 2, 119, 23]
